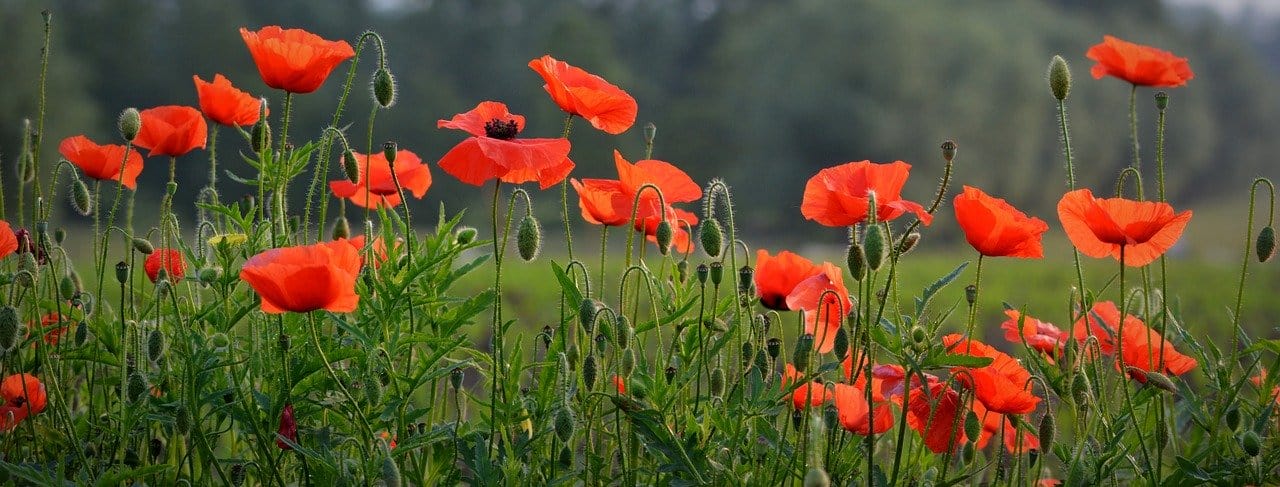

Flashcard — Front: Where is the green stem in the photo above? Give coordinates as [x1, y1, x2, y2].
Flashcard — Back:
[1116, 246, 1157, 483]
[306, 312, 376, 453]
[962, 255, 985, 340]
[32, 11, 51, 223]
[559, 114, 575, 261]
[488, 180, 505, 456]
[1128, 84, 1140, 171]
[1057, 99, 1088, 319]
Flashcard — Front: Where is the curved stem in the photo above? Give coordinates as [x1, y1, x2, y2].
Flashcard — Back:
[306, 312, 376, 452]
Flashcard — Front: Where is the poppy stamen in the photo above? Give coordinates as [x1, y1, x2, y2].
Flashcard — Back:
[484, 119, 520, 140]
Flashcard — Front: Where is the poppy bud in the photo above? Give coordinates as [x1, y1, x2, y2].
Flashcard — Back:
[700, 218, 723, 258]
[1072, 372, 1091, 407]
[131, 237, 155, 255]
[1242, 430, 1262, 457]
[331, 216, 351, 240]
[1039, 412, 1056, 453]
[149, 437, 164, 460]
[1141, 369, 1178, 394]
[654, 220, 673, 255]
[251, 119, 271, 154]
[696, 263, 709, 284]
[0, 307, 18, 351]
[127, 370, 149, 403]
[897, 232, 921, 255]
[741, 341, 755, 368]
[229, 463, 246, 486]
[1047, 55, 1071, 101]
[198, 267, 222, 285]
[516, 215, 542, 262]
[75, 321, 89, 346]
[618, 320, 633, 349]
[767, 337, 782, 360]
[559, 446, 574, 467]
[147, 329, 164, 364]
[964, 284, 977, 306]
[450, 368, 464, 390]
[964, 411, 981, 443]
[578, 298, 599, 334]
[824, 403, 839, 433]
[70, 177, 93, 216]
[118, 108, 141, 141]
[676, 259, 689, 283]
[845, 243, 867, 282]
[1257, 226, 1276, 263]
[366, 374, 384, 405]
[175, 404, 191, 435]
[567, 344, 580, 366]
[595, 333, 608, 356]
[59, 274, 76, 299]
[704, 318, 728, 333]
[710, 367, 725, 398]
[1226, 408, 1241, 431]
[832, 327, 850, 359]
[1155, 423, 1169, 450]
[372, 68, 397, 108]
[54, 228, 65, 244]
[278, 333, 290, 352]
[377, 454, 401, 487]
[621, 349, 637, 377]
[793, 334, 815, 373]
[115, 261, 129, 284]
[863, 225, 886, 272]
[709, 261, 724, 287]
[1154, 91, 1169, 110]
[803, 467, 830, 487]
[665, 365, 677, 384]
[582, 355, 598, 390]
[792, 409, 803, 431]
[382, 141, 398, 166]
[644, 122, 657, 147]
[541, 325, 553, 349]
[455, 226, 478, 245]
[554, 406, 575, 442]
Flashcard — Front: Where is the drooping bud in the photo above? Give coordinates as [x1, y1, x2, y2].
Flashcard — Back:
[803, 467, 830, 487]
[964, 411, 981, 443]
[700, 218, 723, 258]
[1047, 55, 1071, 101]
[132, 237, 154, 255]
[365, 373, 384, 406]
[846, 243, 866, 281]
[863, 224, 886, 272]
[655, 220, 673, 255]
[343, 149, 360, 183]
[710, 367, 725, 398]
[230, 464, 246, 486]
[793, 334, 815, 373]
[0, 307, 19, 351]
[1072, 372, 1091, 407]
[1141, 369, 1178, 394]
[1038, 412, 1056, 453]
[381, 454, 402, 487]
[147, 329, 164, 364]
[1257, 226, 1276, 263]
[621, 349, 637, 377]
[118, 108, 141, 141]
[554, 406, 575, 442]
[1242, 430, 1262, 457]
[1226, 408, 1241, 431]
[74, 321, 89, 346]
[332, 216, 351, 240]
[382, 141, 398, 166]
[582, 355, 598, 390]
[127, 370, 149, 402]
[832, 327, 849, 359]
[455, 226, 478, 245]
[617, 319, 633, 349]
[70, 177, 93, 216]
[578, 299, 600, 334]
[149, 438, 164, 460]
[541, 325, 553, 349]
[198, 267, 222, 285]
[1154, 91, 1169, 111]
[54, 228, 65, 244]
[372, 68, 397, 108]
[175, 404, 191, 435]
[59, 273, 76, 298]
[559, 446, 573, 467]
[516, 215, 542, 262]
[897, 232, 921, 255]
[709, 261, 724, 287]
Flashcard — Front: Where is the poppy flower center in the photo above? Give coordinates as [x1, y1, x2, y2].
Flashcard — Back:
[484, 119, 519, 140]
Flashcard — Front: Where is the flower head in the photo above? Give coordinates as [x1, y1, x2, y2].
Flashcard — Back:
[437, 101, 572, 189]
[134, 106, 208, 158]
[240, 26, 355, 94]
[571, 150, 701, 252]
[1058, 189, 1192, 267]
[1086, 35, 1194, 87]
[0, 373, 46, 430]
[785, 264, 854, 354]
[194, 74, 267, 126]
[239, 241, 362, 314]
[1073, 301, 1196, 382]
[832, 382, 893, 435]
[58, 136, 145, 189]
[144, 248, 186, 283]
[276, 403, 298, 449]
[528, 55, 638, 134]
[753, 249, 821, 311]
[906, 382, 968, 453]
[801, 161, 932, 227]
[330, 149, 431, 209]
[0, 222, 17, 260]
[953, 186, 1048, 258]
[1001, 309, 1066, 356]
[943, 335, 1041, 415]
[782, 363, 831, 410]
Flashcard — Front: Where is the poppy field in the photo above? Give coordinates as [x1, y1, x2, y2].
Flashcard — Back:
[2, 10, 1280, 487]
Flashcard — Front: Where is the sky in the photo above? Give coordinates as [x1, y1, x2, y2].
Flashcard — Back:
[1166, 0, 1280, 19]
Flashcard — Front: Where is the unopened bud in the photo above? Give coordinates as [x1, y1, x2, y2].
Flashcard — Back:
[455, 226, 477, 245]
[846, 243, 866, 281]
[19, 153, 35, 183]
[554, 406, 575, 442]
[710, 367, 725, 397]
[793, 334, 815, 373]
[132, 237, 154, 254]
[70, 177, 93, 216]
[621, 349, 637, 377]
[1243, 430, 1262, 457]
[1048, 55, 1071, 101]
[1226, 408, 1241, 431]
[381, 454, 402, 487]
[118, 108, 141, 141]
[700, 218, 723, 258]
[0, 307, 19, 351]
[863, 225, 886, 272]
[655, 220, 673, 255]
[343, 150, 360, 183]
[1257, 226, 1276, 263]
[578, 299, 600, 334]
[127, 371, 149, 402]
[1038, 412, 1056, 453]
[54, 228, 66, 244]
[1141, 369, 1178, 393]
[1072, 372, 1091, 406]
[676, 259, 689, 283]
[516, 215, 542, 262]
[832, 327, 849, 359]
[964, 411, 981, 442]
[147, 329, 164, 363]
[372, 68, 397, 108]
[803, 467, 830, 487]
[332, 216, 351, 240]
[251, 119, 271, 154]
[897, 232, 921, 255]
[583, 355, 598, 390]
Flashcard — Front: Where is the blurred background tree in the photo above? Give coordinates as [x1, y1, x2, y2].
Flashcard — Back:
[1, 0, 1277, 259]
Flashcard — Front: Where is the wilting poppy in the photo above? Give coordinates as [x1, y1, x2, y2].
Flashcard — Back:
[572, 150, 701, 252]
[1001, 309, 1066, 356]
[1058, 189, 1192, 267]
[943, 335, 1041, 415]
[1086, 35, 1194, 88]
[330, 149, 432, 209]
[832, 382, 893, 435]
[0, 221, 18, 259]
[58, 136, 145, 190]
[240, 26, 355, 94]
[906, 382, 968, 453]
[785, 264, 853, 354]
[613, 375, 627, 394]
[782, 363, 831, 410]
[239, 240, 361, 314]
[437, 101, 572, 189]
[134, 106, 208, 158]
[754, 249, 821, 311]
[145, 248, 187, 283]
[801, 161, 932, 227]
[194, 74, 266, 126]
[953, 186, 1048, 258]
[276, 403, 298, 449]
[528, 55, 638, 135]
[0, 373, 46, 430]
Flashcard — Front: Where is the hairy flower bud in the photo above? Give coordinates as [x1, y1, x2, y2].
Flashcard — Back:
[1243, 430, 1262, 457]
[700, 218, 723, 258]
[70, 177, 93, 216]
[1226, 408, 1241, 432]
[676, 259, 689, 283]
[1257, 226, 1276, 263]
[554, 406, 575, 442]
[251, 119, 271, 154]
[863, 225, 887, 272]
[803, 467, 830, 487]
[381, 454, 402, 487]
[118, 108, 141, 141]
[517, 215, 542, 262]
[132, 237, 155, 255]
[655, 220, 673, 255]
[793, 334, 815, 373]
[710, 367, 725, 398]
[579, 299, 600, 334]
[897, 232, 921, 255]
[621, 349, 637, 377]
[147, 329, 164, 364]
[127, 370, 149, 403]
[1039, 412, 1056, 453]
[455, 226, 478, 245]
[1072, 372, 1091, 407]
[833, 327, 850, 359]
[331, 216, 351, 240]
[372, 68, 397, 108]
[582, 355, 598, 390]
[0, 307, 19, 351]
[1048, 55, 1071, 101]
[342, 149, 361, 184]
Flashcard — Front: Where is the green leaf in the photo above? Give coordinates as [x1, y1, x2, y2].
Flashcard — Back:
[915, 262, 968, 316]
[611, 396, 710, 485]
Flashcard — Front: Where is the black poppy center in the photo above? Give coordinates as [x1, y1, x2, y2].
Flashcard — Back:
[484, 119, 519, 140]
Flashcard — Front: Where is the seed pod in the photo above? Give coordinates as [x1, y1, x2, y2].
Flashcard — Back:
[450, 368, 464, 390]
[941, 139, 959, 163]
[621, 349, 636, 377]
[696, 263, 709, 284]
[1038, 412, 1056, 453]
[115, 261, 130, 284]
[1047, 55, 1072, 101]
[582, 355, 598, 390]
[382, 141, 398, 166]
[803, 467, 830, 487]
[1243, 430, 1262, 457]
[644, 123, 657, 147]
[541, 325, 553, 349]
[793, 334, 815, 373]
[127, 371, 148, 402]
[863, 224, 886, 272]
[710, 367, 725, 398]
[147, 329, 164, 364]
[372, 68, 397, 108]
[767, 337, 782, 360]
[381, 454, 402, 487]
[0, 307, 19, 351]
[708, 262, 724, 287]
[342, 149, 360, 183]
[824, 404, 839, 434]
[455, 226, 477, 245]
[700, 218, 723, 258]
[965, 284, 978, 306]
[910, 326, 928, 345]
[792, 409, 803, 431]
[175, 404, 191, 435]
[70, 178, 93, 216]
[517, 215, 542, 262]
[832, 327, 850, 359]
[897, 232, 921, 255]
[1154, 91, 1169, 110]
[230, 463, 247, 486]
[655, 220, 673, 255]
[554, 406, 575, 442]
[1257, 226, 1276, 263]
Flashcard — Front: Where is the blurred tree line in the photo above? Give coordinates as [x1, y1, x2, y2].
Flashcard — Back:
[1, 0, 1277, 249]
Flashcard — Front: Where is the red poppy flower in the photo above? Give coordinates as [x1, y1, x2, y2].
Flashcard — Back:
[953, 186, 1047, 258]
[943, 335, 1041, 415]
[754, 249, 821, 311]
[379, 431, 398, 450]
[785, 264, 853, 354]
[276, 403, 298, 449]
[1086, 35, 1194, 88]
[330, 149, 432, 209]
[1072, 301, 1125, 355]
[528, 55, 638, 135]
[571, 150, 701, 252]
[1113, 311, 1197, 382]
[783, 364, 831, 410]
[613, 375, 627, 395]
[801, 161, 932, 227]
[437, 101, 573, 189]
[1001, 310, 1066, 355]
[1057, 189, 1192, 267]
[144, 248, 186, 283]
[29, 313, 71, 347]
[134, 106, 208, 158]
[240, 26, 355, 94]
[832, 382, 894, 435]
[0, 221, 17, 259]
[0, 373, 46, 430]
[906, 382, 968, 453]
[239, 240, 362, 314]
[58, 136, 145, 190]
[972, 403, 1039, 453]
[340, 235, 394, 268]
[194, 74, 266, 126]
